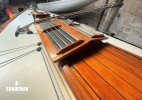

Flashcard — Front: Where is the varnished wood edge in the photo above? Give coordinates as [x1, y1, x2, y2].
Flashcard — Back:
[91, 34, 105, 38]
[106, 43, 142, 60]
[42, 25, 61, 33]
[57, 40, 84, 55]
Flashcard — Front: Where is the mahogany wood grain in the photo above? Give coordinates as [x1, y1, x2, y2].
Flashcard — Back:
[68, 62, 100, 100]
[69, 56, 125, 100]
[0, 19, 11, 33]
[101, 44, 142, 70]
[60, 66, 87, 100]
[79, 51, 142, 100]
[91, 34, 105, 38]
[58, 66, 80, 100]
[42, 25, 61, 33]
[93, 45, 142, 79]
[87, 49, 142, 92]
[63, 64, 97, 100]
[107, 43, 142, 64]
[31, 12, 50, 16]
[53, 41, 101, 62]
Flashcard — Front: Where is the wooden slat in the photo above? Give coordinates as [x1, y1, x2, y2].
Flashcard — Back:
[63, 63, 98, 100]
[94, 45, 142, 79]
[69, 63, 100, 100]
[42, 25, 61, 33]
[69, 56, 125, 100]
[79, 51, 142, 100]
[60, 66, 86, 100]
[31, 12, 50, 16]
[101, 44, 142, 70]
[91, 34, 105, 38]
[59, 66, 80, 100]
[108, 43, 142, 63]
[87, 49, 142, 92]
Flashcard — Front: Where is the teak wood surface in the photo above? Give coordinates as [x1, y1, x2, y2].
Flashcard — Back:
[31, 12, 50, 19]
[31, 12, 50, 16]
[35, 19, 142, 100]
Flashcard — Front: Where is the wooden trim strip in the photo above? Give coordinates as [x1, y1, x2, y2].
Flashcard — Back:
[106, 43, 142, 64]
[68, 62, 100, 100]
[63, 63, 96, 100]
[31, 12, 50, 16]
[102, 44, 142, 70]
[108, 43, 142, 61]
[59, 66, 80, 100]
[42, 25, 61, 33]
[91, 34, 105, 38]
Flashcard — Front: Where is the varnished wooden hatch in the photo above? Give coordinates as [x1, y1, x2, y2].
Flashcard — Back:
[34, 19, 142, 100]
[31, 12, 50, 19]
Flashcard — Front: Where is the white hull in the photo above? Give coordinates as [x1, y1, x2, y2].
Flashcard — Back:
[37, 0, 98, 13]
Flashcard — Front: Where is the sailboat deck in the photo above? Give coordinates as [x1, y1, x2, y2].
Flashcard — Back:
[35, 19, 142, 99]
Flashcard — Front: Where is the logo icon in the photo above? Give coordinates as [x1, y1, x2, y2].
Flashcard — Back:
[15, 81, 23, 86]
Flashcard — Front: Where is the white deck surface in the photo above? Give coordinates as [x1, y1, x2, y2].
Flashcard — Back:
[0, 10, 72, 100]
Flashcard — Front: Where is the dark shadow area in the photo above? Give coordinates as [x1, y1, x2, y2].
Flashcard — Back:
[18, 8, 24, 12]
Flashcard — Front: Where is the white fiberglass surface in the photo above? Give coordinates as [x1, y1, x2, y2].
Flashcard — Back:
[0, 10, 71, 100]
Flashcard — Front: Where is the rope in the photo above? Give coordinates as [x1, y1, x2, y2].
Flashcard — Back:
[66, 4, 123, 19]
